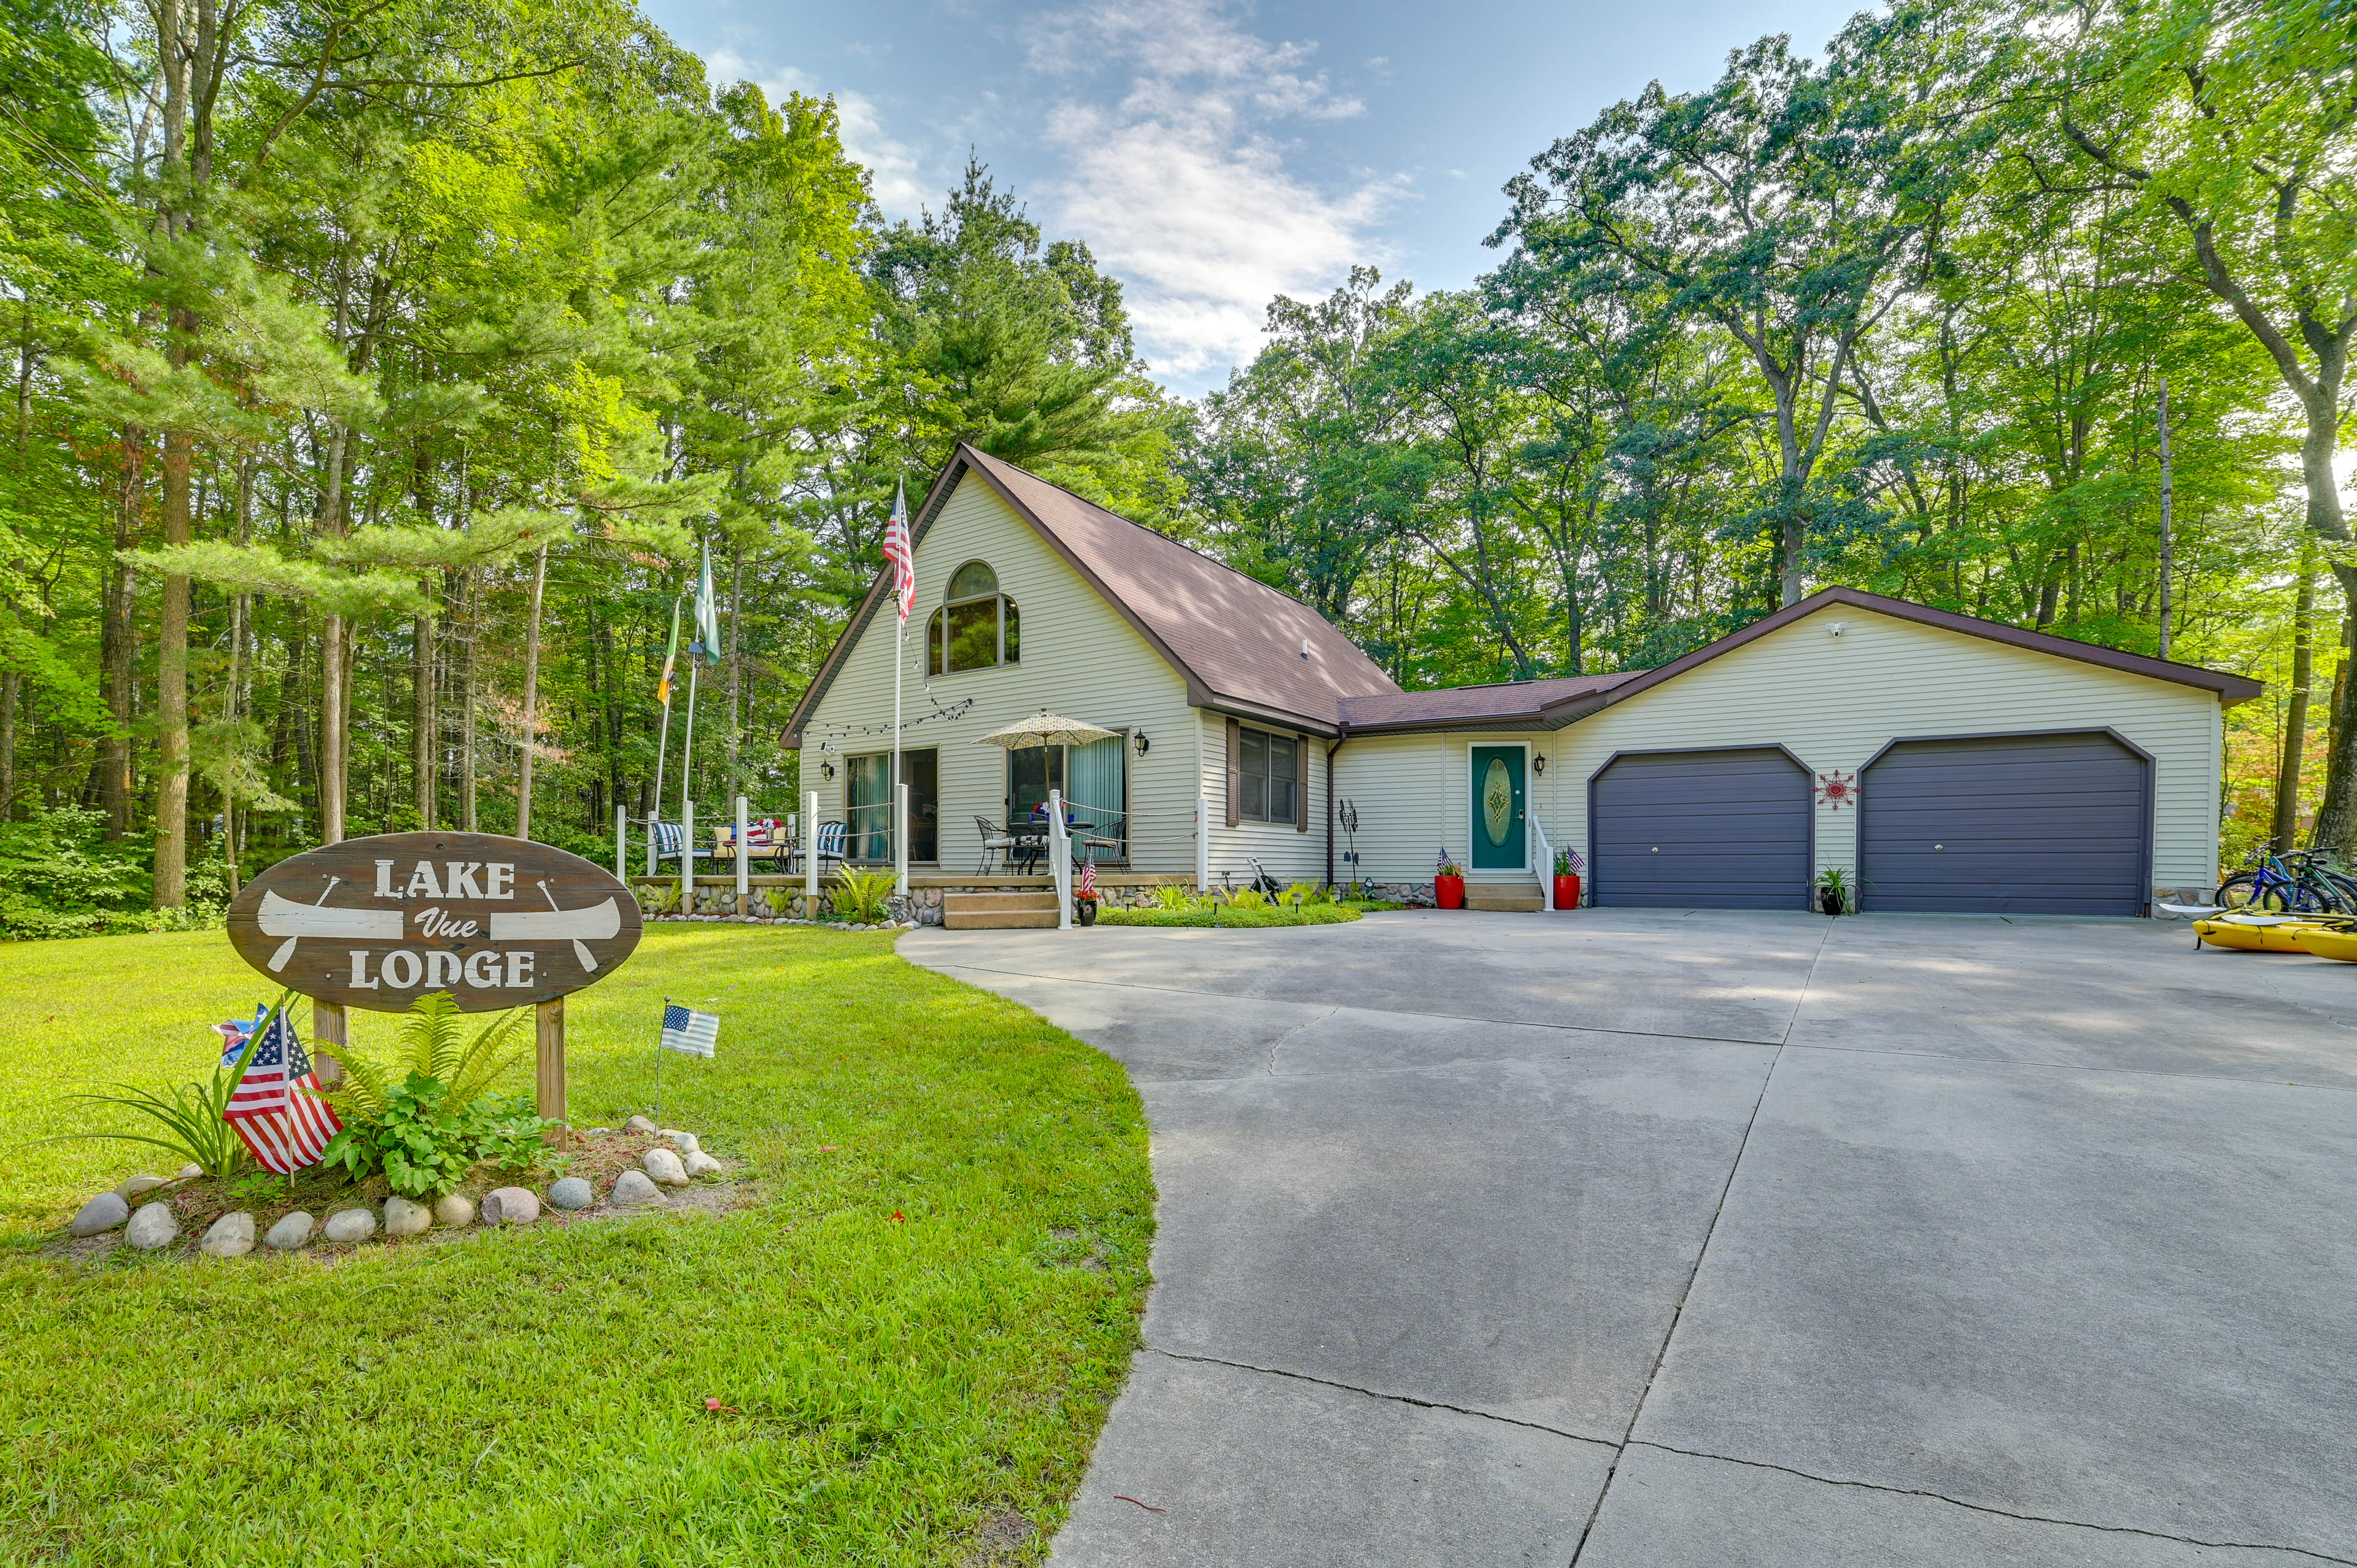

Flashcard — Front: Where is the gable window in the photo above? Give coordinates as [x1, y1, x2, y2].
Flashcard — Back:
[927, 560, 1020, 675]
[1237, 727, 1299, 824]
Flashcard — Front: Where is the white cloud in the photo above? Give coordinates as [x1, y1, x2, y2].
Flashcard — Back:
[703, 48, 932, 216]
[1024, 0, 1399, 385]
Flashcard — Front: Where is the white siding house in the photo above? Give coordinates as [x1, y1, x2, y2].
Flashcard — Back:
[786, 447, 2259, 917]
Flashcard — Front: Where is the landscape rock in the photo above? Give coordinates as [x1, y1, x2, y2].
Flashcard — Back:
[125, 1200, 179, 1249]
[682, 1149, 723, 1178]
[610, 1169, 662, 1205]
[659, 1129, 699, 1153]
[71, 1191, 130, 1237]
[323, 1208, 377, 1243]
[266, 1211, 316, 1250]
[642, 1146, 689, 1187]
[481, 1186, 540, 1225]
[548, 1176, 594, 1210]
[382, 1196, 432, 1238]
[433, 1194, 475, 1229]
[624, 1114, 658, 1134]
[200, 1211, 255, 1258]
[115, 1173, 169, 1200]
[176, 1163, 203, 1180]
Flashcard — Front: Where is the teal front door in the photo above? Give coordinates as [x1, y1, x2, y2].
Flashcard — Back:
[1469, 746, 1527, 870]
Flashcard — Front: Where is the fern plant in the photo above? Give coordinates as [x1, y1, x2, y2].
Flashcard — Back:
[1152, 884, 1194, 910]
[1229, 887, 1268, 911]
[329, 991, 529, 1124]
[830, 866, 897, 923]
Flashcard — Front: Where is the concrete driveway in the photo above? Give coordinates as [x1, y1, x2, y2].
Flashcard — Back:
[904, 910, 2357, 1567]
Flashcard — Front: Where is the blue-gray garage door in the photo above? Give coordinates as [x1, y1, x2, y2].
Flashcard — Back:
[1590, 748, 1811, 909]
[1859, 732, 2149, 915]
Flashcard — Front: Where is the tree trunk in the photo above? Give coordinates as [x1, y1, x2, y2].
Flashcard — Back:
[516, 543, 548, 839]
[0, 668, 16, 821]
[152, 421, 193, 906]
[461, 569, 478, 832]
[2271, 535, 2317, 852]
[2313, 587, 2357, 857]
[725, 546, 745, 801]
[412, 604, 435, 829]
[101, 424, 143, 841]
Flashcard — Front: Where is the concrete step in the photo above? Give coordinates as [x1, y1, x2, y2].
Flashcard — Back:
[943, 891, 1061, 929]
[1465, 881, 1545, 913]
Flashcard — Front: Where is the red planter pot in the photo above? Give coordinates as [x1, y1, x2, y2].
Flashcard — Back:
[1434, 874, 1466, 910]
[1554, 873, 1582, 910]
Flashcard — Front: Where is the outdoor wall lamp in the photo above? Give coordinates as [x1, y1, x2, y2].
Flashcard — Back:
[1533, 753, 1547, 776]
[1133, 730, 1150, 755]
[820, 761, 835, 782]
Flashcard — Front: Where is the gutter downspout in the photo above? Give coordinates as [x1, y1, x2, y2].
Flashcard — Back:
[1326, 728, 1347, 887]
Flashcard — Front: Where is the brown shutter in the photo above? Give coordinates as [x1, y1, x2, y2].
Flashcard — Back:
[1295, 733, 1309, 832]
[1225, 717, 1242, 828]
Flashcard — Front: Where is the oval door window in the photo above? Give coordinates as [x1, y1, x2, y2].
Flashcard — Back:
[1482, 757, 1512, 847]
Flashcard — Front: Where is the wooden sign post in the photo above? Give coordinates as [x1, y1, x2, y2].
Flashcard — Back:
[225, 832, 644, 1143]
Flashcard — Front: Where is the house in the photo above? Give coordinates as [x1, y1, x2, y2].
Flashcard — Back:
[786, 445, 2259, 917]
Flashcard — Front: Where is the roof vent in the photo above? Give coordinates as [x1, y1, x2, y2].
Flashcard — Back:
[1301, 636, 1312, 660]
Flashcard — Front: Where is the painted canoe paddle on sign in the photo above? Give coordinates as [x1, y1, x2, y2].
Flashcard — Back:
[226, 832, 644, 1012]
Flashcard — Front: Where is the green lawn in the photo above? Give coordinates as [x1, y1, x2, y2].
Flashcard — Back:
[0, 926, 1153, 1565]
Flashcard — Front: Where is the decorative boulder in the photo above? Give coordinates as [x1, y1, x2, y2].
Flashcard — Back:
[433, 1194, 475, 1229]
[624, 1114, 658, 1135]
[266, 1211, 316, 1251]
[481, 1186, 540, 1225]
[176, 1163, 203, 1181]
[115, 1173, 169, 1201]
[323, 1208, 377, 1244]
[71, 1192, 130, 1238]
[682, 1149, 723, 1178]
[610, 1169, 662, 1206]
[548, 1176, 594, 1211]
[200, 1211, 255, 1258]
[642, 1146, 689, 1187]
[659, 1130, 699, 1153]
[382, 1196, 432, 1238]
[125, 1200, 179, 1250]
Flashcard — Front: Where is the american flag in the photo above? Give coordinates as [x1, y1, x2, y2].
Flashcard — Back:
[661, 1002, 719, 1058]
[883, 479, 915, 627]
[222, 1007, 342, 1174]
[1078, 858, 1097, 900]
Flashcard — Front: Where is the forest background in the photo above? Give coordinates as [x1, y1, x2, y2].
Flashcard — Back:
[0, 0, 2348, 933]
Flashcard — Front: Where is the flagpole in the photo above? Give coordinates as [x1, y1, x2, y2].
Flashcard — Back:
[650, 594, 681, 874]
[890, 479, 910, 903]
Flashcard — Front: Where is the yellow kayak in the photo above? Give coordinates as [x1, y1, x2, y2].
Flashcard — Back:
[2195, 917, 2330, 952]
[2294, 926, 2357, 963]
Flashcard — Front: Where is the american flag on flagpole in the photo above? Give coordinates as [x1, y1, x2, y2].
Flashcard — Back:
[883, 480, 915, 627]
[222, 1006, 341, 1174]
[661, 1002, 719, 1058]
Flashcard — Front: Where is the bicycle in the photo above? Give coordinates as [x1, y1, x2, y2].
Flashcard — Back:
[2216, 849, 2357, 914]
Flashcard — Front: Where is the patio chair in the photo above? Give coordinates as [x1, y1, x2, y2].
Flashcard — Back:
[788, 820, 849, 876]
[973, 815, 1018, 875]
[649, 819, 687, 862]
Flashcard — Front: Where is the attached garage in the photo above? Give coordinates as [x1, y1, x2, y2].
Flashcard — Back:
[1858, 732, 2151, 916]
[1590, 747, 1811, 910]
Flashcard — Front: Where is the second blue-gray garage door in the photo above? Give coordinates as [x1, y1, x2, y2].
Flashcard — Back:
[1859, 731, 2150, 915]
[1590, 747, 1811, 909]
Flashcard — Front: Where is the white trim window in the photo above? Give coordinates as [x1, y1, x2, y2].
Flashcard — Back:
[927, 560, 1020, 675]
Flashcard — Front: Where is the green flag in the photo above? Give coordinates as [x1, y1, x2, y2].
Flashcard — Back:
[654, 594, 683, 705]
[692, 543, 722, 666]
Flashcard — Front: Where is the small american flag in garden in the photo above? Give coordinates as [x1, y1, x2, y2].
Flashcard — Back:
[1078, 859, 1097, 900]
[661, 1003, 719, 1058]
[222, 1007, 341, 1174]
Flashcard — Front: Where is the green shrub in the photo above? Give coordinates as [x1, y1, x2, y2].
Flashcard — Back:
[328, 992, 529, 1124]
[1228, 887, 1267, 911]
[1151, 883, 1195, 910]
[321, 1073, 555, 1197]
[830, 865, 897, 923]
[0, 807, 234, 941]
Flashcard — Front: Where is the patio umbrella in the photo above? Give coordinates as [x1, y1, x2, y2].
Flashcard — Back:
[974, 711, 1119, 751]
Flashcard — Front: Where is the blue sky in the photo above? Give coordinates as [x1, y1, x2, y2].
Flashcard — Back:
[639, 0, 1871, 396]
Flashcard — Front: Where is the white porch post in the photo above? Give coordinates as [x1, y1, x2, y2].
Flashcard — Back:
[805, 789, 820, 913]
[1051, 787, 1071, 930]
[894, 782, 908, 903]
[1196, 792, 1210, 892]
[679, 798, 694, 914]
[735, 794, 749, 910]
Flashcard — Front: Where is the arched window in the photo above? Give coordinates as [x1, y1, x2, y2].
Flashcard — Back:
[927, 560, 1020, 675]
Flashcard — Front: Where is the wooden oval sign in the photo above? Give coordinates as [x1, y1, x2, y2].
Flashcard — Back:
[226, 832, 643, 1012]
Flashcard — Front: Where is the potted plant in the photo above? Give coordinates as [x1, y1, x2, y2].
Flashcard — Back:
[1814, 866, 1851, 916]
[1553, 847, 1584, 910]
[1434, 851, 1466, 910]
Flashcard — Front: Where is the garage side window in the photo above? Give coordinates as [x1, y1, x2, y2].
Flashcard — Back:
[1237, 727, 1298, 824]
[927, 560, 1020, 676]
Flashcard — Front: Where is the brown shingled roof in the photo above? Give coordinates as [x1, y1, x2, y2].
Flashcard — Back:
[1338, 672, 1643, 732]
[783, 446, 1401, 744]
